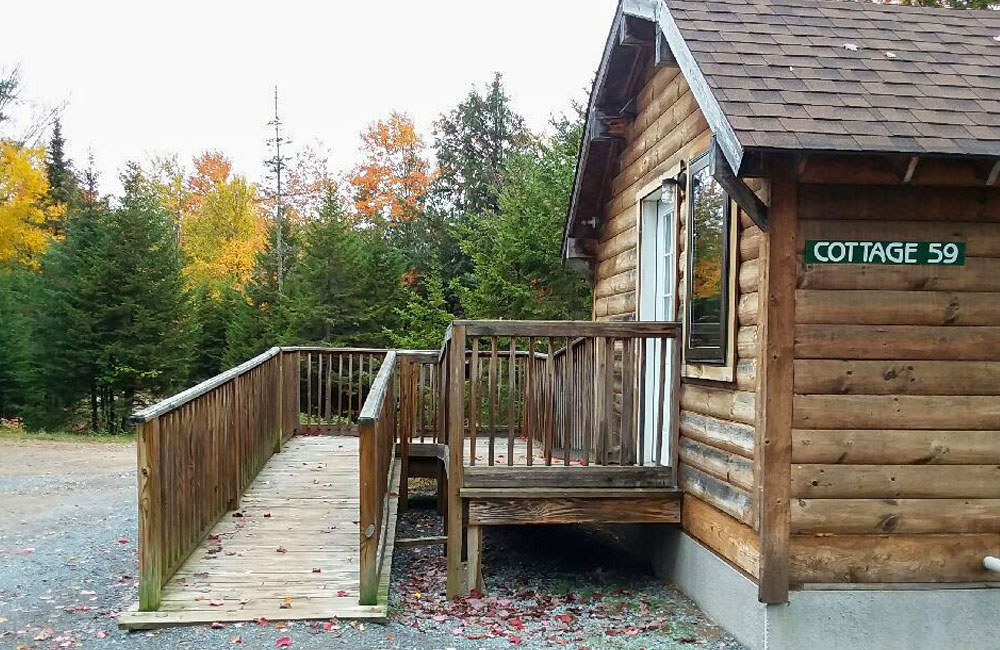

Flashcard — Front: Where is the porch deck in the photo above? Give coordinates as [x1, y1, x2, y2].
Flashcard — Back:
[119, 436, 399, 628]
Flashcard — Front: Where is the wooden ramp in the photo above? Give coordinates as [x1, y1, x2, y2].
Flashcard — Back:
[119, 436, 399, 629]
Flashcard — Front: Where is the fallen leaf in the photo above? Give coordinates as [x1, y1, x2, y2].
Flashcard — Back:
[210, 599, 224, 607]
[118, 537, 129, 544]
[95, 630, 108, 639]
[336, 590, 348, 597]
[15, 547, 34, 555]
[312, 568, 321, 573]
[230, 635, 243, 644]
[280, 596, 293, 609]
[275, 636, 292, 647]
[255, 617, 269, 626]
[211, 622, 225, 629]
[276, 546, 288, 554]
[264, 512, 272, 518]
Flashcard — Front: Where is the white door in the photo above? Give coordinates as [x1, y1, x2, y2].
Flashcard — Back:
[638, 188, 676, 466]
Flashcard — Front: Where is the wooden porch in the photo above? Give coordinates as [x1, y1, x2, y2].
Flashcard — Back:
[119, 320, 683, 627]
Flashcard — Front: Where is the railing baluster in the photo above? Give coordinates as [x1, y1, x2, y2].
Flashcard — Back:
[507, 338, 516, 465]
[603, 336, 615, 466]
[621, 337, 636, 466]
[488, 336, 498, 466]
[655, 336, 668, 466]
[468, 337, 480, 466]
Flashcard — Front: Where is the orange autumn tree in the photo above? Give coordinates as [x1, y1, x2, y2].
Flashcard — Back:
[179, 151, 266, 287]
[348, 113, 432, 229]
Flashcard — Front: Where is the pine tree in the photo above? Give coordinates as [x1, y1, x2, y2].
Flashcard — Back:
[0, 267, 34, 421]
[389, 264, 454, 350]
[45, 119, 77, 234]
[457, 114, 591, 320]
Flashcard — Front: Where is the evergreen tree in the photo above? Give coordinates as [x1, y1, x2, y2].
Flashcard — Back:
[45, 119, 77, 222]
[389, 264, 454, 350]
[0, 267, 34, 420]
[457, 114, 591, 320]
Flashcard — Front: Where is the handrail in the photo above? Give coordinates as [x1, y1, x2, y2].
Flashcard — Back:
[130, 346, 282, 423]
[459, 319, 681, 337]
[358, 350, 398, 605]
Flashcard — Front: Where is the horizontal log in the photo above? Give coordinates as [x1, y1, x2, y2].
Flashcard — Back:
[791, 499, 1000, 534]
[798, 183, 1000, 219]
[798, 220, 1000, 258]
[789, 533, 1000, 583]
[679, 410, 755, 457]
[794, 324, 1000, 360]
[792, 429, 1000, 465]
[739, 227, 762, 262]
[798, 256, 1000, 292]
[791, 464, 1000, 498]
[793, 395, 1000, 430]
[679, 436, 754, 490]
[735, 358, 756, 391]
[682, 494, 760, 578]
[680, 385, 756, 426]
[597, 225, 638, 263]
[467, 496, 681, 526]
[679, 463, 754, 525]
[738, 259, 759, 294]
[610, 107, 707, 198]
[738, 292, 759, 326]
[462, 465, 674, 489]
[737, 325, 758, 359]
[793, 360, 1000, 396]
[595, 248, 636, 281]
[796, 290, 1000, 326]
[595, 268, 637, 299]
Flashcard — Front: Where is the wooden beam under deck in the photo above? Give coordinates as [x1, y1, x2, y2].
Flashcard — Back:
[467, 492, 682, 526]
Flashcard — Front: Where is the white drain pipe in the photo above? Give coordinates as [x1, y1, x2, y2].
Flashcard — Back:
[983, 556, 1000, 573]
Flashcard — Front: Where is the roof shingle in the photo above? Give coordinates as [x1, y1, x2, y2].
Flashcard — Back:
[664, 0, 1000, 157]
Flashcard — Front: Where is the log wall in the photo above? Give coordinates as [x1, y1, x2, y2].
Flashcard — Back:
[789, 182, 1000, 584]
[593, 64, 761, 580]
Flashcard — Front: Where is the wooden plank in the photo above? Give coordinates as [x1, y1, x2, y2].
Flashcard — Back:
[396, 535, 448, 548]
[461, 487, 682, 498]
[466, 525, 484, 594]
[682, 494, 760, 579]
[468, 337, 479, 467]
[798, 219, 1000, 258]
[467, 496, 681, 526]
[793, 394, 1000, 429]
[755, 160, 796, 604]
[462, 465, 675, 489]
[794, 324, 1000, 361]
[789, 533, 1000, 583]
[460, 320, 680, 338]
[446, 325, 467, 599]
[508, 338, 516, 465]
[791, 429, 1000, 465]
[679, 385, 756, 426]
[791, 464, 1000, 499]
[791, 499, 1000, 534]
[796, 290, 1000, 326]
[137, 417, 162, 610]
[799, 256, 1000, 292]
[793, 360, 1000, 396]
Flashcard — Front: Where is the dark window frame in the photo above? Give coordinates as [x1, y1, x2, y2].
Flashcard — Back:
[684, 150, 732, 365]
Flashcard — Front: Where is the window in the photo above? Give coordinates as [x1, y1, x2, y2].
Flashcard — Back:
[685, 151, 731, 365]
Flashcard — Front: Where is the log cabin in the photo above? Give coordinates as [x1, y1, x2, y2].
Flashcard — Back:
[562, 1, 1000, 648]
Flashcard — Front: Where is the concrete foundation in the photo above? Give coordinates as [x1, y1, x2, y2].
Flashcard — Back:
[650, 527, 1000, 650]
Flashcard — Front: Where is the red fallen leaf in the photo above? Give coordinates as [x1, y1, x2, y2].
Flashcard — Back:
[255, 617, 269, 626]
[95, 631, 108, 639]
[322, 622, 334, 631]
[276, 546, 288, 554]
[211, 622, 225, 629]
[336, 590, 348, 597]
[208, 534, 220, 541]
[509, 618, 524, 630]
[210, 599, 224, 607]
[117, 538, 129, 544]
[555, 613, 575, 624]
[510, 636, 523, 644]
[275, 636, 292, 647]
[15, 547, 34, 555]
[264, 513, 272, 518]
[312, 568, 321, 573]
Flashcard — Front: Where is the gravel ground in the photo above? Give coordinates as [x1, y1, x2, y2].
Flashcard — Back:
[0, 437, 746, 650]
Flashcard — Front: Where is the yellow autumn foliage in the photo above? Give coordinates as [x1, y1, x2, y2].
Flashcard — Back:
[0, 141, 58, 269]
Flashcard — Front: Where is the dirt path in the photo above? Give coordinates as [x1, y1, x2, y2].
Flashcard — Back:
[0, 437, 745, 650]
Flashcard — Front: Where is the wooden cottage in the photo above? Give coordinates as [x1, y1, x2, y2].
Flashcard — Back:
[562, 1, 1000, 648]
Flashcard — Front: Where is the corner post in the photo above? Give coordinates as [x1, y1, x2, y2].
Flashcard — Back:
[137, 416, 162, 611]
[359, 414, 378, 605]
[399, 357, 413, 512]
[756, 160, 796, 604]
[275, 350, 283, 454]
[446, 324, 468, 599]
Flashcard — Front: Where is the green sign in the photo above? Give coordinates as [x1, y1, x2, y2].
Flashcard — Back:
[805, 240, 965, 266]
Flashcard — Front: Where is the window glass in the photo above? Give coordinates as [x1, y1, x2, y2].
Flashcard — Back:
[685, 153, 730, 364]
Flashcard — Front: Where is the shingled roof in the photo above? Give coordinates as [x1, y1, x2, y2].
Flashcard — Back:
[662, 0, 1000, 168]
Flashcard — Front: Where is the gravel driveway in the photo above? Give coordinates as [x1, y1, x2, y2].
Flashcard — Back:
[0, 436, 746, 650]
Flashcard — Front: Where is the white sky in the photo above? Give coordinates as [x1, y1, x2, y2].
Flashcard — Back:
[3, 0, 617, 194]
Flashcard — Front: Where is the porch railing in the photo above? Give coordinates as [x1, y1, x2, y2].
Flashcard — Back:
[291, 347, 387, 434]
[357, 350, 398, 605]
[445, 320, 681, 469]
[130, 346, 298, 610]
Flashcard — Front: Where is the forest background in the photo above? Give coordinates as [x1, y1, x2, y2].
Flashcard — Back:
[0, 69, 592, 433]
